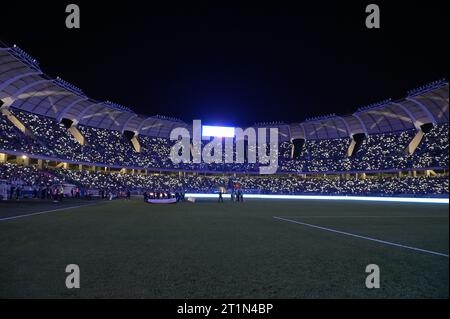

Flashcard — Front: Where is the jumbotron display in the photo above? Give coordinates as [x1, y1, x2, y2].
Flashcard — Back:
[202, 125, 236, 138]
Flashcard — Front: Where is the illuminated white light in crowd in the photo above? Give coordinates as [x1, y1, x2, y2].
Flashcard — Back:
[202, 125, 235, 138]
[184, 193, 449, 204]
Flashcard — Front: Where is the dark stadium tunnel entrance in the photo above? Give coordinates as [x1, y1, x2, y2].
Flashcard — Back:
[60, 118, 74, 129]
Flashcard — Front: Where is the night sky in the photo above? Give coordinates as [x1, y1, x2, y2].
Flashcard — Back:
[1, 1, 448, 126]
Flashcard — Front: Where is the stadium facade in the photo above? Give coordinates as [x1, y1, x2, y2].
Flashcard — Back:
[0, 42, 449, 197]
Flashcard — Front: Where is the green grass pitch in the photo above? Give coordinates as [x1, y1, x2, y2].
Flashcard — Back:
[0, 198, 448, 298]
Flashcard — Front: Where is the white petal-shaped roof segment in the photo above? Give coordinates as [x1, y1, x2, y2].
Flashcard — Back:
[0, 43, 448, 140]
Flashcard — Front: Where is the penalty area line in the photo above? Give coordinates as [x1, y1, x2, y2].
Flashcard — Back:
[0, 202, 103, 222]
[273, 216, 449, 258]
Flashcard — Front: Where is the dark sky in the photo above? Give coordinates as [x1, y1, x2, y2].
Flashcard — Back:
[1, 1, 448, 126]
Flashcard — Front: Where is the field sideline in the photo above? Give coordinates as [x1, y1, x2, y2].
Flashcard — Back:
[0, 198, 448, 298]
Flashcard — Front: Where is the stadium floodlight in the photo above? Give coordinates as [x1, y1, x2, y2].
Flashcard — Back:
[202, 126, 235, 138]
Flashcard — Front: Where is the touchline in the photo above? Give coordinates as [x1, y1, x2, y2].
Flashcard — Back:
[169, 120, 279, 174]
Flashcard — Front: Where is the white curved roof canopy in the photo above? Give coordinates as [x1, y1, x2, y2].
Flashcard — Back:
[0, 43, 448, 140]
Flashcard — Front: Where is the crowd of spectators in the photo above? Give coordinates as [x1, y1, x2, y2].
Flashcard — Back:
[1, 163, 448, 197]
[413, 124, 449, 168]
[0, 114, 49, 156]
[0, 162, 64, 187]
[1, 110, 448, 174]
[280, 127, 448, 173]
[0, 162, 69, 200]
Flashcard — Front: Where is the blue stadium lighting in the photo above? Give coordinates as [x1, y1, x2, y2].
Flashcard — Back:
[185, 194, 449, 204]
[356, 99, 392, 113]
[11, 44, 41, 71]
[254, 121, 286, 126]
[153, 115, 184, 122]
[104, 101, 135, 114]
[202, 126, 236, 138]
[305, 114, 337, 122]
[54, 77, 85, 97]
[407, 79, 448, 97]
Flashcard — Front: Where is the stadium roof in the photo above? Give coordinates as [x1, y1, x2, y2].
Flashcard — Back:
[0, 43, 448, 140]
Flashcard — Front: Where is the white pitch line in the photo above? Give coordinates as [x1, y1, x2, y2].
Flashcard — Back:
[277, 215, 448, 218]
[0, 203, 101, 222]
[273, 216, 449, 258]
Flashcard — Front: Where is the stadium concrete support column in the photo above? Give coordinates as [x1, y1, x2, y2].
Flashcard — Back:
[347, 138, 357, 157]
[37, 159, 43, 169]
[56, 162, 69, 169]
[425, 170, 437, 177]
[123, 130, 141, 153]
[21, 156, 30, 166]
[408, 171, 418, 177]
[131, 137, 141, 153]
[68, 126, 86, 146]
[78, 164, 83, 171]
[406, 130, 425, 155]
[0, 153, 7, 163]
[1, 108, 33, 136]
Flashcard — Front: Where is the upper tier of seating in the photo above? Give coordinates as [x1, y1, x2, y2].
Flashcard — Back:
[0, 109, 448, 173]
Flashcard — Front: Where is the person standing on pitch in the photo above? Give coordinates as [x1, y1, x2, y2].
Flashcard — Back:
[235, 182, 243, 202]
[228, 178, 235, 202]
[218, 187, 224, 203]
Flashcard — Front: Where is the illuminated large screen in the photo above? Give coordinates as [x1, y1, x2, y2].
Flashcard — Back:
[202, 125, 235, 138]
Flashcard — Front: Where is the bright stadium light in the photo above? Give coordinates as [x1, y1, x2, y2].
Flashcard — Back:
[184, 193, 450, 204]
[202, 126, 235, 138]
